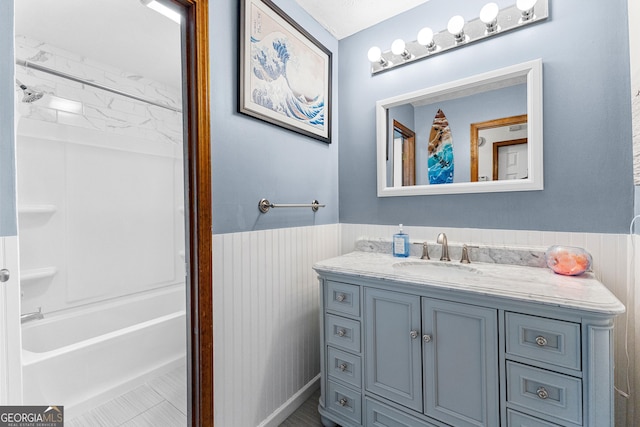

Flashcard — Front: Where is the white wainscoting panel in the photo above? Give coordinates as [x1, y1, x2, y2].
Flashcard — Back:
[213, 224, 340, 427]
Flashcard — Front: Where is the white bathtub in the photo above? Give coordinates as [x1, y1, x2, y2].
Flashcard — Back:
[21, 286, 186, 416]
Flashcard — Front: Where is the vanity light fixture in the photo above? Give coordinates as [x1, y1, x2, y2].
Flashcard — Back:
[517, 0, 538, 21]
[447, 15, 466, 43]
[140, 0, 181, 24]
[480, 2, 500, 34]
[368, 0, 548, 74]
[417, 27, 437, 52]
[391, 39, 412, 60]
[367, 46, 389, 67]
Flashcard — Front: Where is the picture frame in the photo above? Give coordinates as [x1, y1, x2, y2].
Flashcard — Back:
[239, 0, 332, 144]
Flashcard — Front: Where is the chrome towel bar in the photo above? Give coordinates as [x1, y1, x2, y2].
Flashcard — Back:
[258, 198, 325, 213]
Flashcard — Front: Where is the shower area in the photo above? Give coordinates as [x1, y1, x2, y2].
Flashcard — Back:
[14, 1, 187, 420]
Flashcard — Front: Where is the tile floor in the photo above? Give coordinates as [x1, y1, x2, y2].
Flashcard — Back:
[66, 365, 321, 427]
[66, 363, 187, 427]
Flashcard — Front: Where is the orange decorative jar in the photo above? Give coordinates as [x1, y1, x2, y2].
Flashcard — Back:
[545, 245, 592, 276]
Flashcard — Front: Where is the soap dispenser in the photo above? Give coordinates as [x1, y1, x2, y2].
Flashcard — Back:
[393, 224, 410, 257]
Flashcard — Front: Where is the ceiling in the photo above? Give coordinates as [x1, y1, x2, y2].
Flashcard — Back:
[14, 0, 427, 90]
[294, 0, 429, 40]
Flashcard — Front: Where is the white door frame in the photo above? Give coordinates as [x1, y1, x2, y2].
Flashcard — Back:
[0, 236, 23, 404]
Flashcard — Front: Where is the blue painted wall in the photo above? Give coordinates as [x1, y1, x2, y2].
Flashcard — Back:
[338, 0, 633, 233]
[0, 1, 17, 237]
[210, 0, 339, 234]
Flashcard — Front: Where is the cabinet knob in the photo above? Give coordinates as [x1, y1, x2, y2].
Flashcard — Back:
[338, 363, 347, 372]
[337, 329, 346, 337]
[336, 293, 346, 302]
[410, 330, 419, 339]
[536, 386, 549, 400]
[535, 336, 548, 347]
[423, 334, 432, 343]
[338, 398, 348, 407]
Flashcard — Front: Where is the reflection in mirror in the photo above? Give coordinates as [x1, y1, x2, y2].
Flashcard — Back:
[470, 115, 528, 182]
[376, 59, 543, 196]
[389, 120, 416, 187]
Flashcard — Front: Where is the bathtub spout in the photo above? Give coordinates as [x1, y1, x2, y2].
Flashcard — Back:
[21, 307, 44, 324]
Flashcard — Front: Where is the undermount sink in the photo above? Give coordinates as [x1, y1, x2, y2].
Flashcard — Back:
[392, 260, 482, 277]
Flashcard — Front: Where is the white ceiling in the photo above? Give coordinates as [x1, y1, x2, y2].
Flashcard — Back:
[294, 0, 429, 40]
[14, 0, 427, 89]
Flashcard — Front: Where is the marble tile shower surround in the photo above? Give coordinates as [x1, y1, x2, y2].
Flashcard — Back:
[14, 35, 182, 145]
[355, 238, 548, 268]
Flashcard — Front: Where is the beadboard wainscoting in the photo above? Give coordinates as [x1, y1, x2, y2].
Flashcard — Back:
[212, 224, 340, 427]
[341, 224, 638, 426]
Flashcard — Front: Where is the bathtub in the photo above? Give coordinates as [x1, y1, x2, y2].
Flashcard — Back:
[21, 285, 186, 416]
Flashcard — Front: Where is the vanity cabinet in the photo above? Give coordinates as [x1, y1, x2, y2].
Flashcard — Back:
[315, 252, 624, 427]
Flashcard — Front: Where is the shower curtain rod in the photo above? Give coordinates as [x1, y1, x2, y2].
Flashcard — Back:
[15, 58, 182, 113]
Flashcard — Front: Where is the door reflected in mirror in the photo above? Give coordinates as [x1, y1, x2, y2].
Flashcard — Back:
[390, 120, 416, 187]
[470, 115, 528, 182]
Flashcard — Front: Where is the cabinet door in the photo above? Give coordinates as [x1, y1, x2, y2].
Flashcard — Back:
[365, 288, 422, 412]
[422, 298, 498, 427]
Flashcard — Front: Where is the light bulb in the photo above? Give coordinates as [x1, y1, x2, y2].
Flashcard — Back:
[417, 27, 434, 46]
[367, 46, 382, 63]
[480, 3, 499, 24]
[447, 15, 465, 36]
[391, 39, 406, 56]
[516, 0, 537, 11]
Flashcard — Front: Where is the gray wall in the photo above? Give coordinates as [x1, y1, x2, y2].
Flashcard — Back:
[338, 0, 634, 233]
[210, 0, 339, 234]
[0, 1, 16, 237]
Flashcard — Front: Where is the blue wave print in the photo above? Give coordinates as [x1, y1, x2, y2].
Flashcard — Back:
[250, 35, 325, 129]
[428, 143, 454, 184]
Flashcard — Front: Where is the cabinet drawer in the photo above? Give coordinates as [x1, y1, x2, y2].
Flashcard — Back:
[326, 281, 360, 317]
[327, 380, 362, 425]
[506, 361, 582, 425]
[326, 314, 361, 353]
[507, 409, 562, 426]
[365, 398, 436, 427]
[327, 346, 362, 388]
[505, 312, 581, 370]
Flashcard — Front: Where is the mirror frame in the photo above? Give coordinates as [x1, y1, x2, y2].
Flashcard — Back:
[376, 59, 543, 197]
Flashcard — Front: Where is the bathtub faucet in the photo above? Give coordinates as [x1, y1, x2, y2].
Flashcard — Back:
[21, 307, 44, 324]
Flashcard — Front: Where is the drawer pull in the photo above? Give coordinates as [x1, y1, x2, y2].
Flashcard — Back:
[338, 398, 348, 407]
[536, 386, 549, 400]
[338, 363, 348, 371]
[336, 293, 346, 302]
[423, 334, 432, 343]
[535, 336, 548, 347]
[337, 328, 346, 337]
[410, 330, 419, 339]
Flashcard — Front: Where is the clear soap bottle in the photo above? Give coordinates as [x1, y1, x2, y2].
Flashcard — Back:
[393, 224, 410, 257]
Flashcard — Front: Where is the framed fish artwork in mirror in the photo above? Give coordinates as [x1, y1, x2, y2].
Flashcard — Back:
[239, 0, 332, 143]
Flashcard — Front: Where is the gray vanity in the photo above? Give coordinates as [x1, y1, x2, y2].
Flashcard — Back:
[314, 246, 624, 427]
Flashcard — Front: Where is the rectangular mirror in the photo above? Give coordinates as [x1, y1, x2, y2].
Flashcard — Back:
[376, 59, 543, 196]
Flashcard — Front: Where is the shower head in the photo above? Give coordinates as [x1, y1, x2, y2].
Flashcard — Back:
[15, 79, 44, 103]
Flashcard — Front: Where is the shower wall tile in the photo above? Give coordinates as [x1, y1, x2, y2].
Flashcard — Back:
[14, 35, 181, 144]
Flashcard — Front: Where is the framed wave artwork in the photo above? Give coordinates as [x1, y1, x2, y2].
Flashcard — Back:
[239, 0, 332, 143]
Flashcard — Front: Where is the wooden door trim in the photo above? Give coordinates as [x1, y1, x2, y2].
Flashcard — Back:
[492, 138, 527, 181]
[174, 0, 213, 425]
[470, 114, 527, 182]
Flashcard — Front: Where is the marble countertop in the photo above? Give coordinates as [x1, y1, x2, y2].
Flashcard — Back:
[314, 251, 625, 315]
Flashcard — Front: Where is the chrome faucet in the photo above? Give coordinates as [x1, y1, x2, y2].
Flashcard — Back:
[436, 233, 450, 261]
[21, 307, 44, 324]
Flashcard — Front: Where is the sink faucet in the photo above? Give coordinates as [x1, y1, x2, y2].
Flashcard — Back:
[21, 307, 44, 324]
[436, 233, 450, 261]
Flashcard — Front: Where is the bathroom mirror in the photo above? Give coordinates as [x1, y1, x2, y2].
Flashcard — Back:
[376, 59, 543, 196]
